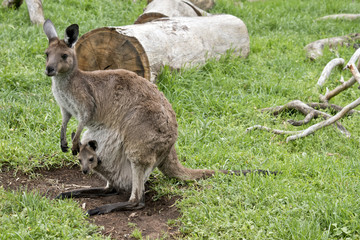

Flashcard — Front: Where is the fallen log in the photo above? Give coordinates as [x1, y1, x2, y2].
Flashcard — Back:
[304, 33, 360, 60]
[317, 14, 360, 21]
[76, 15, 250, 82]
[135, 0, 208, 24]
[25, 0, 44, 25]
[147, 0, 214, 11]
[188, 0, 214, 10]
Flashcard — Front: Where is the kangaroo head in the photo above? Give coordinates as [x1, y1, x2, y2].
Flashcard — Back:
[78, 139, 101, 174]
[43, 19, 79, 77]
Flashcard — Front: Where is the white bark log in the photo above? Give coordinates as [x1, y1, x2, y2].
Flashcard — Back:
[189, 0, 214, 10]
[25, 0, 44, 25]
[317, 14, 360, 21]
[76, 15, 250, 82]
[304, 33, 360, 60]
[136, 0, 208, 24]
[317, 58, 344, 86]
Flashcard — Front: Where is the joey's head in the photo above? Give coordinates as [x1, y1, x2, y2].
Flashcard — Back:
[43, 19, 79, 77]
[78, 140, 101, 175]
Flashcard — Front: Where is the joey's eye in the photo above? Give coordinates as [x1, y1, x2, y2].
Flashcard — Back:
[89, 157, 94, 163]
[45, 52, 49, 58]
[78, 159, 82, 164]
[61, 54, 68, 60]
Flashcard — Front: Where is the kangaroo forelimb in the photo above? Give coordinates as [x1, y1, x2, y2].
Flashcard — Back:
[60, 109, 71, 152]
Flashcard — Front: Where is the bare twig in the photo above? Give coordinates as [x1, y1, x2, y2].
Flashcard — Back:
[317, 58, 344, 86]
[246, 125, 302, 135]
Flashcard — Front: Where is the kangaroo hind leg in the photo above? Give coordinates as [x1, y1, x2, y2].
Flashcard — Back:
[87, 158, 154, 216]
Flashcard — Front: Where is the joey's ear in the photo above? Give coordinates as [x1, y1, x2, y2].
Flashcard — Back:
[64, 24, 79, 48]
[87, 140, 98, 151]
[43, 19, 58, 42]
[71, 132, 76, 140]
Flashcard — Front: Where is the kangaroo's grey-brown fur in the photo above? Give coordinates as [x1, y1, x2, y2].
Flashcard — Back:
[44, 20, 276, 216]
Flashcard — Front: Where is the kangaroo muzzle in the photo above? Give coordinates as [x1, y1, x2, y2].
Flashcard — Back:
[45, 66, 56, 76]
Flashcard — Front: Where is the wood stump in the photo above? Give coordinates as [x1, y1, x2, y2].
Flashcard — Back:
[76, 15, 250, 82]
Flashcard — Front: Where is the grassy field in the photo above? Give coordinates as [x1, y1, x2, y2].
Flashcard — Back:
[1, 0, 360, 239]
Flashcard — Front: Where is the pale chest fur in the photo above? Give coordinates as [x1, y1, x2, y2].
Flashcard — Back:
[51, 77, 84, 120]
[82, 129, 133, 191]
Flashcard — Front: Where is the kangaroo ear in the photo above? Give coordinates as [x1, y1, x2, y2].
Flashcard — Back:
[64, 24, 79, 48]
[87, 140, 98, 151]
[71, 132, 76, 140]
[43, 19, 58, 42]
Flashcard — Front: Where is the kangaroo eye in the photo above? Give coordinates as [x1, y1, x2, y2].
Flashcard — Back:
[61, 54, 68, 60]
[89, 157, 94, 163]
[45, 52, 49, 58]
[78, 159, 82, 164]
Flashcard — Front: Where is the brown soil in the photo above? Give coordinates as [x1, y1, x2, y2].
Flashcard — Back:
[0, 166, 181, 239]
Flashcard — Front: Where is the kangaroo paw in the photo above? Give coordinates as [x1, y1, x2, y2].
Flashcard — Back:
[61, 144, 69, 153]
[71, 146, 79, 155]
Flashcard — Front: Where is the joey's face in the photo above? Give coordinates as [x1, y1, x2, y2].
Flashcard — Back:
[44, 40, 75, 77]
[78, 140, 99, 174]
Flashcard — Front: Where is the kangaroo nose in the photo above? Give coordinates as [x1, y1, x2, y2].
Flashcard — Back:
[45, 66, 55, 76]
[82, 169, 88, 174]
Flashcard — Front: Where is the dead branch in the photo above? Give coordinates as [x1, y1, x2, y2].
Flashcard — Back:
[317, 58, 344, 86]
[304, 33, 360, 60]
[307, 102, 360, 115]
[345, 47, 360, 69]
[246, 125, 302, 135]
[260, 100, 350, 135]
[285, 97, 360, 142]
[319, 76, 357, 103]
[250, 38, 360, 142]
[318, 49, 360, 102]
[317, 14, 360, 21]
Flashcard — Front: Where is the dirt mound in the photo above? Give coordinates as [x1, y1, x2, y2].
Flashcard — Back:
[0, 167, 181, 239]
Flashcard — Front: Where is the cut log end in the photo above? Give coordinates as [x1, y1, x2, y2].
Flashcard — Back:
[75, 27, 151, 80]
[134, 12, 167, 24]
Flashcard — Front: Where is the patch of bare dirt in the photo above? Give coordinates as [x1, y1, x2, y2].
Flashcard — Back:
[0, 166, 181, 239]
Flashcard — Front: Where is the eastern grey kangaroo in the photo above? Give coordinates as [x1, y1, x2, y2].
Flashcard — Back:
[44, 20, 276, 215]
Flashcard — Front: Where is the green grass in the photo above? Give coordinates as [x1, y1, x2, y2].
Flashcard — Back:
[1, 0, 360, 239]
[0, 187, 107, 239]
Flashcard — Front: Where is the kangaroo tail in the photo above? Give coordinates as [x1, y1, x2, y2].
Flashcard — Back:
[158, 147, 279, 181]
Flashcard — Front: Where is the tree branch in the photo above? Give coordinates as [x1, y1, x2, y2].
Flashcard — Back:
[317, 58, 344, 86]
